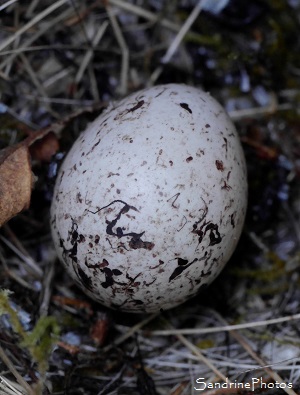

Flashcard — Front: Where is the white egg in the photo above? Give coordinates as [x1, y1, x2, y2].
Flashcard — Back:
[50, 84, 247, 313]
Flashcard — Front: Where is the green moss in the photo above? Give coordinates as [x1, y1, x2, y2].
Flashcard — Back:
[0, 289, 60, 392]
[0, 289, 26, 339]
[21, 316, 60, 373]
[196, 339, 215, 349]
[232, 255, 286, 282]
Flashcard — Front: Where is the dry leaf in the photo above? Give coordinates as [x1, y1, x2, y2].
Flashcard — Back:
[0, 102, 107, 227]
[29, 132, 60, 162]
[0, 143, 33, 227]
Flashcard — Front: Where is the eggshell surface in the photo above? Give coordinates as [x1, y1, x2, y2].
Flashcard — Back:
[50, 84, 247, 313]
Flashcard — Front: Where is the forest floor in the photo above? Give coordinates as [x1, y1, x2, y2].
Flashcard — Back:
[0, 1, 300, 394]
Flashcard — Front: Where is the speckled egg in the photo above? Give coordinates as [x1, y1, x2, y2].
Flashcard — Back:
[50, 84, 247, 313]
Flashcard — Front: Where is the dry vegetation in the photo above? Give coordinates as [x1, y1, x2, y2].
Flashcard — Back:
[0, 0, 300, 394]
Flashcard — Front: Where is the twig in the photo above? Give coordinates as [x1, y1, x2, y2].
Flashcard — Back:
[147, 313, 300, 336]
[0, 250, 36, 290]
[247, 231, 270, 253]
[0, 376, 27, 395]
[0, 0, 18, 12]
[21, 95, 95, 106]
[69, 0, 92, 48]
[3, 103, 39, 129]
[234, 333, 297, 395]
[88, 65, 100, 101]
[106, 5, 129, 95]
[213, 312, 298, 395]
[107, 0, 188, 33]
[96, 366, 126, 395]
[103, 312, 159, 352]
[0, 7, 74, 70]
[39, 259, 56, 317]
[0, 44, 117, 57]
[75, 21, 109, 83]
[0, 235, 43, 278]
[228, 102, 294, 121]
[43, 67, 74, 91]
[19, 53, 59, 119]
[0, 0, 69, 52]
[150, 0, 206, 85]
[176, 333, 228, 382]
[0, 346, 34, 395]
[25, 0, 39, 18]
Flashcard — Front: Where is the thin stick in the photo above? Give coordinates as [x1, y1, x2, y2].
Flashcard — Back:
[39, 259, 55, 317]
[213, 313, 298, 395]
[0, 250, 36, 290]
[0, 0, 69, 52]
[232, 332, 297, 395]
[75, 21, 109, 83]
[0, 7, 74, 70]
[43, 67, 73, 90]
[150, 0, 205, 85]
[176, 333, 229, 383]
[0, 235, 43, 278]
[228, 91, 294, 121]
[21, 94, 95, 105]
[0, 0, 18, 12]
[103, 312, 159, 352]
[148, 312, 300, 336]
[0, 346, 34, 395]
[88, 64, 100, 102]
[107, 0, 187, 33]
[0, 376, 27, 395]
[106, 5, 129, 95]
[25, 0, 39, 18]
[19, 53, 59, 119]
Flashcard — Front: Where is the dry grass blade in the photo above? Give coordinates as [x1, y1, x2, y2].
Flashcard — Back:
[228, 100, 295, 121]
[148, 313, 300, 336]
[0, 0, 69, 52]
[150, 0, 206, 85]
[0, 7, 75, 70]
[18, 54, 59, 119]
[0, 0, 18, 12]
[75, 21, 109, 84]
[176, 333, 228, 383]
[0, 235, 43, 278]
[106, 5, 129, 95]
[103, 312, 159, 352]
[233, 333, 297, 395]
[0, 346, 34, 395]
[107, 0, 188, 33]
[0, 376, 27, 395]
[213, 313, 298, 395]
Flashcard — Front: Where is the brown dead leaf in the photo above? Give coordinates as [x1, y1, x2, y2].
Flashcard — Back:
[29, 131, 60, 162]
[0, 143, 33, 227]
[0, 102, 107, 227]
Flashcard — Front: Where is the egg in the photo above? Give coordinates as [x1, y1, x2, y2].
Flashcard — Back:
[50, 84, 247, 313]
